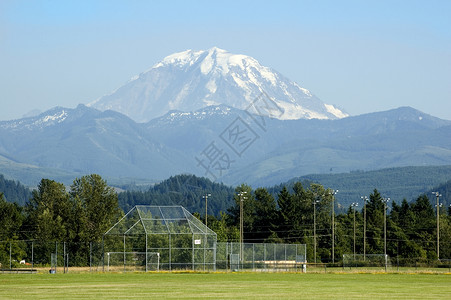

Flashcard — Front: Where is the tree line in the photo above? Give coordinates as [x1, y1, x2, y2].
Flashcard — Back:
[205, 183, 451, 263]
[118, 174, 236, 214]
[1, 174, 451, 266]
[0, 174, 121, 266]
[0, 174, 32, 206]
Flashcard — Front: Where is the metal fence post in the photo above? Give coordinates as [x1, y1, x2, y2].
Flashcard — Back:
[63, 242, 66, 274]
[89, 242, 92, 272]
[213, 241, 217, 272]
[55, 241, 58, 274]
[102, 237, 105, 272]
[252, 243, 255, 271]
[9, 241, 12, 269]
[192, 233, 195, 271]
[32, 241, 34, 270]
[123, 235, 126, 272]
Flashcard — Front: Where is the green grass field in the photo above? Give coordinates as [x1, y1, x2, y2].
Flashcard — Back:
[1, 272, 450, 299]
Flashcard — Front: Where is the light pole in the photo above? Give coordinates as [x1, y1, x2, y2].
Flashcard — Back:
[432, 191, 442, 260]
[351, 202, 359, 259]
[382, 197, 390, 272]
[238, 191, 247, 262]
[203, 193, 211, 228]
[313, 197, 320, 264]
[330, 190, 338, 264]
[361, 196, 369, 261]
[382, 198, 390, 257]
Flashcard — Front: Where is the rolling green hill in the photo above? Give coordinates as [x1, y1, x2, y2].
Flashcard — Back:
[281, 165, 451, 209]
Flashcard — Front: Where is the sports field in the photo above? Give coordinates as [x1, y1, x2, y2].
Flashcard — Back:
[1, 272, 450, 299]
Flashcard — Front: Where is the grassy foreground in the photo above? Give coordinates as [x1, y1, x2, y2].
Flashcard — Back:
[1, 272, 450, 299]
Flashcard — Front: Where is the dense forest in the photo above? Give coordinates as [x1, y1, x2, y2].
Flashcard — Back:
[211, 183, 451, 263]
[117, 174, 236, 214]
[288, 165, 451, 207]
[0, 174, 32, 206]
[1, 173, 451, 266]
[0, 175, 121, 266]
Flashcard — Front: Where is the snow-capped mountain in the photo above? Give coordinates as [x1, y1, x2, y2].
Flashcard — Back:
[89, 47, 348, 123]
[0, 105, 88, 131]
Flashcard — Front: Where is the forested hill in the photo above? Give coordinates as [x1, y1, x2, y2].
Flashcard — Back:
[0, 174, 32, 205]
[427, 179, 451, 209]
[283, 166, 451, 208]
[3, 165, 451, 215]
[117, 174, 236, 215]
[117, 166, 451, 216]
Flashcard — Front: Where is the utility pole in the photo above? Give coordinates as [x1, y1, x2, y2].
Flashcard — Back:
[351, 202, 359, 260]
[432, 192, 442, 260]
[203, 193, 211, 228]
[382, 198, 390, 257]
[238, 191, 247, 262]
[382, 197, 390, 272]
[313, 197, 320, 264]
[330, 190, 338, 264]
[361, 196, 369, 261]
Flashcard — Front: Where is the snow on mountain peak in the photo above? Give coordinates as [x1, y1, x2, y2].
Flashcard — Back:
[1, 107, 69, 130]
[89, 47, 348, 122]
[152, 49, 204, 69]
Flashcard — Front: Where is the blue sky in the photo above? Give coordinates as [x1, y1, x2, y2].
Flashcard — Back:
[1, 0, 450, 120]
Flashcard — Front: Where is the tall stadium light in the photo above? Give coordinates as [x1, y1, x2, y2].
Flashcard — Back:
[330, 190, 338, 264]
[351, 202, 359, 259]
[382, 198, 390, 257]
[203, 193, 211, 228]
[313, 197, 320, 264]
[432, 192, 442, 260]
[238, 191, 247, 262]
[361, 196, 369, 261]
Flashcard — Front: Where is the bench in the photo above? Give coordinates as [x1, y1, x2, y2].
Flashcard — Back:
[0, 269, 37, 274]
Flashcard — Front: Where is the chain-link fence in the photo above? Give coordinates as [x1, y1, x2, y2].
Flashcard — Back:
[2, 239, 450, 273]
[0, 240, 104, 273]
[1, 240, 307, 273]
[216, 242, 307, 272]
[103, 206, 217, 272]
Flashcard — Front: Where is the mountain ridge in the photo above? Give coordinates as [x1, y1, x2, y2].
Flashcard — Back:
[1, 104, 450, 187]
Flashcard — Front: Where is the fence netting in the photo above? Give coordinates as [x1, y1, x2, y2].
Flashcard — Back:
[216, 242, 307, 272]
[2, 240, 450, 272]
[0, 240, 104, 273]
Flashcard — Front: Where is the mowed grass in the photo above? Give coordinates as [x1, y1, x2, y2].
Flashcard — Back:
[1, 272, 450, 299]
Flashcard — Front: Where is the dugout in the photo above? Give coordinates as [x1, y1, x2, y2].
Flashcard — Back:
[103, 205, 217, 271]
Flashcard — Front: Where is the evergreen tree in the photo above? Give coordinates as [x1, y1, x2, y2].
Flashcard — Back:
[0, 193, 24, 240]
[291, 182, 309, 242]
[277, 186, 294, 241]
[25, 179, 71, 241]
[253, 187, 277, 242]
[0, 192, 26, 266]
[411, 195, 435, 258]
[365, 189, 384, 254]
